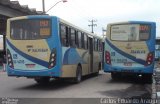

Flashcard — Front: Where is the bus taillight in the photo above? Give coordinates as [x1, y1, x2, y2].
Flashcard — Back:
[146, 52, 154, 66]
[48, 49, 56, 69]
[105, 51, 111, 65]
[7, 49, 14, 68]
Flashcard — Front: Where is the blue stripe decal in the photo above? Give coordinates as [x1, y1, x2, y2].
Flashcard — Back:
[6, 39, 49, 68]
[105, 39, 146, 65]
[63, 48, 86, 64]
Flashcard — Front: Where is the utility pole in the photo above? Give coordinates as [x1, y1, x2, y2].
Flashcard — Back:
[42, 0, 45, 14]
[88, 20, 97, 33]
[42, 0, 67, 14]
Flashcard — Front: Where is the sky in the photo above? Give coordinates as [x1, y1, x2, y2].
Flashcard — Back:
[17, 0, 160, 37]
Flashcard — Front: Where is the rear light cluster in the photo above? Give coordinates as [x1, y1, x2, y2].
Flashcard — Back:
[48, 49, 56, 69]
[146, 52, 154, 66]
[105, 51, 111, 65]
[7, 49, 14, 68]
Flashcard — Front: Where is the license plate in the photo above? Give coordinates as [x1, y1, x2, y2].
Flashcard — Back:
[25, 64, 35, 68]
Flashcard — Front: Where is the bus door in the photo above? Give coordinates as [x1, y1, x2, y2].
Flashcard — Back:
[88, 37, 93, 73]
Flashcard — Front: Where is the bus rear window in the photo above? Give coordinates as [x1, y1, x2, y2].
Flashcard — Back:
[10, 19, 51, 40]
[110, 24, 150, 41]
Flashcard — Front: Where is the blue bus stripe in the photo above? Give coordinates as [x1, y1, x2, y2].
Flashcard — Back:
[105, 39, 146, 65]
[6, 39, 49, 68]
[63, 48, 87, 64]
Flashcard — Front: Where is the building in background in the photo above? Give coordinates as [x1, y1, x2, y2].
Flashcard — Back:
[0, 0, 43, 66]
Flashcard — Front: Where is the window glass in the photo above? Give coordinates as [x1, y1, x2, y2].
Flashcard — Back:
[84, 34, 88, 49]
[60, 24, 68, 46]
[70, 28, 76, 47]
[94, 38, 98, 51]
[10, 19, 51, 40]
[139, 25, 150, 40]
[111, 24, 150, 41]
[99, 40, 102, 51]
[81, 33, 84, 48]
[97, 39, 99, 51]
[78, 31, 82, 48]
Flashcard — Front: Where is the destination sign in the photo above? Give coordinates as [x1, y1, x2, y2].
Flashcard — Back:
[40, 20, 49, 27]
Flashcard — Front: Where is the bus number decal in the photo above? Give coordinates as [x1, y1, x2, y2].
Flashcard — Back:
[13, 60, 25, 64]
[111, 58, 128, 63]
[40, 20, 49, 27]
[140, 25, 149, 31]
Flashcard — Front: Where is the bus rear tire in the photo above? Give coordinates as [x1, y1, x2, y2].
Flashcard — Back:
[142, 74, 152, 84]
[34, 77, 50, 84]
[111, 72, 121, 80]
[73, 65, 82, 83]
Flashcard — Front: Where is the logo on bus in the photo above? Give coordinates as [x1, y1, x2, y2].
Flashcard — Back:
[28, 49, 48, 52]
[26, 46, 48, 53]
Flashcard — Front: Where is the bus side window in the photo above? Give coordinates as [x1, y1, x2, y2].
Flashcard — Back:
[60, 24, 69, 47]
[94, 38, 98, 51]
[97, 39, 99, 51]
[77, 31, 82, 48]
[86, 35, 88, 49]
[81, 33, 84, 49]
[70, 28, 76, 47]
[84, 34, 88, 50]
[99, 40, 102, 52]
[75, 30, 78, 47]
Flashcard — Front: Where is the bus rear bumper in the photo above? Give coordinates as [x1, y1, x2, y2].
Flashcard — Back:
[7, 66, 61, 78]
[103, 64, 154, 74]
